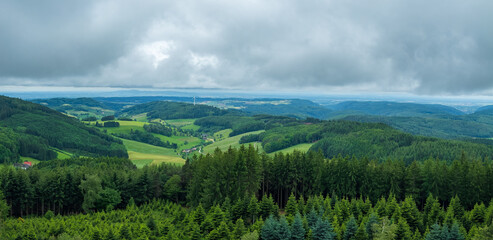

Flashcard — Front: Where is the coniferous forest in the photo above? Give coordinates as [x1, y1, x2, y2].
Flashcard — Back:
[2, 146, 493, 239]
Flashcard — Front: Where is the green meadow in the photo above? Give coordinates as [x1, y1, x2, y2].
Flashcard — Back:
[203, 130, 265, 154]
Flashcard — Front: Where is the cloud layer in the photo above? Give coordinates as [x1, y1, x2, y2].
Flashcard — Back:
[1, 0, 492, 95]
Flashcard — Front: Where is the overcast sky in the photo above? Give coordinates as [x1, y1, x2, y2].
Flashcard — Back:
[1, 0, 492, 95]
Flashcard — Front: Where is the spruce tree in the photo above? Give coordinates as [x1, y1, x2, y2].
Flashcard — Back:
[194, 203, 206, 225]
[344, 216, 358, 240]
[286, 193, 298, 217]
[355, 222, 368, 240]
[425, 224, 442, 240]
[395, 217, 413, 240]
[448, 222, 465, 240]
[312, 217, 336, 240]
[366, 212, 379, 239]
[291, 213, 306, 240]
[261, 215, 280, 240]
[278, 216, 292, 240]
[119, 224, 131, 240]
[247, 195, 260, 223]
[233, 218, 247, 239]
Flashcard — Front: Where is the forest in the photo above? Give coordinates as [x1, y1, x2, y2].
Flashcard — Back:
[0, 96, 127, 163]
[2, 147, 493, 239]
[118, 101, 238, 120]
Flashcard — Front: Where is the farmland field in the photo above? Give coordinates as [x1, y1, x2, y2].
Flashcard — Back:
[213, 129, 233, 141]
[165, 118, 197, 127]
[202, 130, 265, 154]
[121, 138, 185, 167]
[267, 143, 314, 156]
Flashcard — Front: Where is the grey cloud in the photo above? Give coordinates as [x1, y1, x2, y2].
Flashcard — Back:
[0, 0, 493, 95]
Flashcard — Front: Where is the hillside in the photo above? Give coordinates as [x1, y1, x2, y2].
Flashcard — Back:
[30, 97, 121, 119]
[342, 115, 493, 139]
[239, 120, 493, 163]
[327, 101, 464, 117]
[0, 96, 127, 163]
[117, 101, 239, 120]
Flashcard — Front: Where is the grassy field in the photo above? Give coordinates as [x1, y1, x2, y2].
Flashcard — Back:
[122, 139, 185, 167]
[88, 120, 202, 150]
[153, 134, 203, 150]
[267, 143, 314, 156]
[165, 118, 197, 127]
[19, 156, 41, 165]
[132, 113, 148, 122]
[203, 130, 265, 154]
[213, 129, 233, 141]
[181, 124, 200, 131]
[53, 148, 73, 159]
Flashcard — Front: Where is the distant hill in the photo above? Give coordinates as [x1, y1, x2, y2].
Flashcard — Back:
[0, 96, 127, 163]
[473, 105, 493, 115]
[208, 99, 333, 119]
[342, 115, 493, 139]
[117, 101, 240, 120]
[327, 101, 464, 117]
[33, 96, 334, 120]
[31, 97, 121, 119]
[239, 119, 493, 163]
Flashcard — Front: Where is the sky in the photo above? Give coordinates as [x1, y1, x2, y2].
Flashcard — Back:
[1, 0, 492, 96]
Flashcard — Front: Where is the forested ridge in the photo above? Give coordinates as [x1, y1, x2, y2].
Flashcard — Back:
[236, 120, 493, 163]
[118, 101, 240, 120]
[0, 96, 127, 162]
[2, 147, 493, 239]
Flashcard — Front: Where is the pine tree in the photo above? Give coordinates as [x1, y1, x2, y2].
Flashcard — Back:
[286, 193, 298, 217]
[291, 213, 306, 240]
[189, 222, 202, 240]
[440, 225, 450, 240]
[105, 228, 117, 240]
[233, 218, 247, 239]
[261, 215, 280, 240]
[355, 222, 368, 240]
[395, 217, 413, 240]
[412, 230, 422, 240]
[344, 216, 358, 240]
[425, 224, 442, 240]
[146, 216, 157, 232]
[194, 203, 206, 225]
[307, 210, 319, 229]
[312, 217, 336, 240]
[119, 224, 131, 240]
[366, 212, 379, 239]
[448, 222, 465, 240]
[260, 195, 276, 219]
[470, 203, 486, 225]
[0, 190, 10, 220]
[247, 195, 260, 223]
[278, 216, 292, 240]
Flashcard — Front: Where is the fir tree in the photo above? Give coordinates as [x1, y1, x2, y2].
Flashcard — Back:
[278, 216, 292, 240]
[286, 193, 298, 217]
[448, 222, 465, 240]
[233, 218, 247, 239]
[425, 224, 442, 240]
[261, 215, 280, 240]
[366, 212, 379, 239]
[312, 217, 336, 240]
[395, 217, 413, 240]
[291, 213, 306, 240]
[344, 216, 358, 240]
[355, 222, 368, 240]
[247, 195, 260, 223]
[119, 224, 131, 240]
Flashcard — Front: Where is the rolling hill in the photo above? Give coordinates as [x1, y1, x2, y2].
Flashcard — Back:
[327, 101, 464, 117]
[0, 95, 127, 163]
[117, 101, 240, 120]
